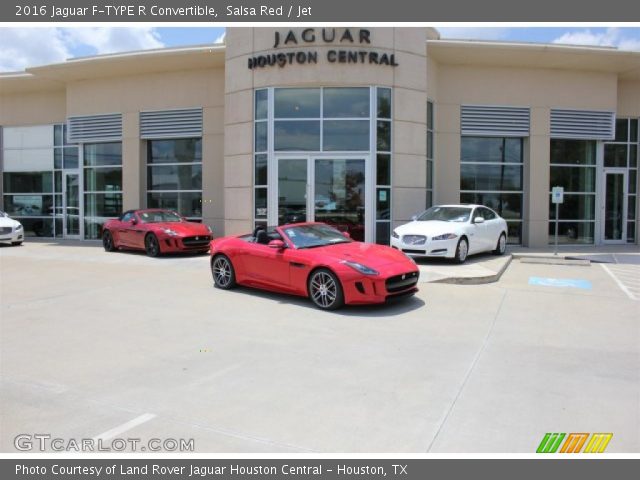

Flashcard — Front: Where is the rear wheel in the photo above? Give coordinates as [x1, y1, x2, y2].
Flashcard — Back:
[102, 230, 115, 252]
[211, 255, 236, 289]
[493, 233, 507, 255]
[454, 237, 469, 264]
[308, 269, 344, 310]
[145, 233, 160, 257]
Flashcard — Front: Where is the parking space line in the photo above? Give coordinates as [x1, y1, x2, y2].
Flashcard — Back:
[92, 413, 156, 441]
[601, 264, 637, 300]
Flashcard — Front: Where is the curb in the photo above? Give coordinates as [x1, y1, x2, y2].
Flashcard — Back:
[430, 254, 513, 285]
[512, 253, 591, 266]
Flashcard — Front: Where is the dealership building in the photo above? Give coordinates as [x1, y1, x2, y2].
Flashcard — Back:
[1, 27, 638, 247]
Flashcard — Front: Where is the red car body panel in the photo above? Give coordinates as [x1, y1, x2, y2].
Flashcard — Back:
[103, 209, 212, 254]
[210, 222, 419, 305]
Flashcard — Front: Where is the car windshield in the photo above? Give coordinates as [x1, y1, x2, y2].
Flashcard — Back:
[282, 224, 352, 249]
[138, 211, 182, 223]
[417, 206, 472, 223]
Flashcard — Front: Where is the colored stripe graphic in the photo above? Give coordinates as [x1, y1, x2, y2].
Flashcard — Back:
[583, 433, 613, 453]
[560, 433, 589, 453]
[537, 433, 566, 453]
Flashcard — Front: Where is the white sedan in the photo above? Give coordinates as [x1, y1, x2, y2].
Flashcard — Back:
[391, 204, 508, 263]
[0, 210, 24, 246]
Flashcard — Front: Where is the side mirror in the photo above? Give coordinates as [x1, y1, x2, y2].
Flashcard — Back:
[129, 218, 138, 225]
[473, 216, 485, 224]
[411, 215, 418, 221]
[268, 239, 286, 250]
[342, 231, 351, 239]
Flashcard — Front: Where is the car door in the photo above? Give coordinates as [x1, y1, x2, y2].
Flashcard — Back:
[241, 229, 291, 290]
[120, 212, 144, 248]
[113, 211, 134, 247]
[481, 207, 502, 250]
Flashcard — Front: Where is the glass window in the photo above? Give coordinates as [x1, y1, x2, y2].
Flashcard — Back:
[255, 89, 268, 120]
[3, 194, 53, 217]
[147, 165, 201, 191]
[375, 222, 390, 246]
[461, 164, 522, 191]
[274, 88, 320, 118]
[377, 154, 390, 186]
[147, 192, 202, 218]
[323, 120, 369, 151]
[631, 119, 638, 143]
[376, 188, 390, 220]
[84, 193, 122, 218]
[550, 140, 596, 165]
[14, 218, 54, 238]
[460, 192, 522, 220]
[84, 143, 122, 166]
[3, 172, 52, 193]
[148, 139, 201, 164]
[323, 88, 369, 118]
[462, 137, 522, 164]
[604, 144, 628, 168]
[550, 166, 596, 193]
[615, 118, 628, 142]
[376, 121, 391, 152]
[63, 147, 79, 169]
[274, 121, 320, 151]
[377, 89, 391, 119]
[54, 124, 64, 146]
[83, 167, 122, 192]
[548, 221, 594, 245]
[255, 154, 268, 186]
[549, 194, 595, 221]
[255, 187, 267, 219]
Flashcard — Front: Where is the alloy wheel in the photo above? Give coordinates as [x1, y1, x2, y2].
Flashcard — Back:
[212, 256, 233, 288]
[310, 271, 338, 309]
[457, 238, 468, 263]
[145, 234, 159, 257]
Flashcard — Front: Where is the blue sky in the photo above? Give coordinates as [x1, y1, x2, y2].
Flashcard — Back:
[1, 27, 639, 72]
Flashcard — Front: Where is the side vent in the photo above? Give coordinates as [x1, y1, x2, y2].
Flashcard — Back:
[461, 105, 530, 137]
[67, 113, 122, 143]
[550, 109, 615, 140]
[140, 108, 203, 139]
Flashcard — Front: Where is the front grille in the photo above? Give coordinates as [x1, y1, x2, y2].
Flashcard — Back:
[0, 227, 12, 235]
[182, 235, 211, 248]
[402, 234, 426, 245]
[385, 271, 419, 293]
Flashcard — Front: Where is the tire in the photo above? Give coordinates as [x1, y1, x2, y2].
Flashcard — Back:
[493, 233, 507, 255]
[308, 268, 344, 310]
[11, 241, 22, 246]
[211, 254, 236, 289]
[102, 230, 115, 252]
[144, 233, 161, 257]
[454, 237, 469, 264]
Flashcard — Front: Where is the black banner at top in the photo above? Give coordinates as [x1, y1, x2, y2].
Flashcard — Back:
[3, 0, 640, 22]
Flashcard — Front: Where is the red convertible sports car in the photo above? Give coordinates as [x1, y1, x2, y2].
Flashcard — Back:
[209, 222, 420, 310]
[102, 209, 212, 257]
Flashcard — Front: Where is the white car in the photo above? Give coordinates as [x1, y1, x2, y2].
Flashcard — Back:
[391, 204, 508, 263]
[0, 210, 24, 246]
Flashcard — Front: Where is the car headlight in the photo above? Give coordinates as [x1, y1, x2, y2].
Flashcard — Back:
[15, 224, 23, 231]
[391, 230, 399, 239]
[341, 260, 379, 276]
[432, 233, 458, 241]
[162, 228, 180, 236]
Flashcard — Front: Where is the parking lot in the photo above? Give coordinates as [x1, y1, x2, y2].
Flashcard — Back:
[1, 241, 638, 452]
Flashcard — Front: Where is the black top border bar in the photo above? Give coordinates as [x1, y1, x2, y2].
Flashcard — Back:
[3, 0, 640, 22]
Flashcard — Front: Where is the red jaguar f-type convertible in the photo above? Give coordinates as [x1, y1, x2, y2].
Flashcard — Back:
[102, 209, 212, 257]
[209, 222, 420, 310]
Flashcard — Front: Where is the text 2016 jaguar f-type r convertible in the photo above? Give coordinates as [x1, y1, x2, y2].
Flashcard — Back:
[209, 222, 419, 310]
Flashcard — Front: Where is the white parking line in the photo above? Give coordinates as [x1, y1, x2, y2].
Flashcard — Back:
[92, 413, 156, 441]
[601, 264, 637, 300]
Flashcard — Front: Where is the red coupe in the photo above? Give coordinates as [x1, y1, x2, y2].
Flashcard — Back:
[209, 222, 419, 310]
[102, 209, 212, 257]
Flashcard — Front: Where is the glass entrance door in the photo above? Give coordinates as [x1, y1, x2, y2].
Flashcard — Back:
[603, 170, 626, 242]
[314, 158, 366, 241]
[275, 157, 368, 241]
[63, 171, 81, 238]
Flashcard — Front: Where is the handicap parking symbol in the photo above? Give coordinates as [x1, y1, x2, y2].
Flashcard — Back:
[528, 277, 592, 290]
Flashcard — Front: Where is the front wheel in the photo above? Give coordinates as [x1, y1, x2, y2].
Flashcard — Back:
[308, 269, 344, 310]
[493, 233, 507, 255]
[145, 233, 160, 257]
[102, 230, 115, 252]
[454, 237, 469, 264]
[211, 255, 236, 289]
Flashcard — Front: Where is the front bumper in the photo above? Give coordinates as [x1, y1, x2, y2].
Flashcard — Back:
[390, 236, 458, 259]
[0, 227, 23, 244]
[159, 234, 211, 253]
[341, 266, 420, 305]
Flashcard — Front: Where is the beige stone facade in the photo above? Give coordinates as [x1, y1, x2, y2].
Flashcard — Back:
[1, 28, 638, 246]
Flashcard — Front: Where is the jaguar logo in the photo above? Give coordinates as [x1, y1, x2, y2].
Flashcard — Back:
[402, 274, 406, 280]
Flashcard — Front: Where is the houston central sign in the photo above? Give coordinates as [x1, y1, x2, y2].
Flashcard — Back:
[248, 28, 399, 70]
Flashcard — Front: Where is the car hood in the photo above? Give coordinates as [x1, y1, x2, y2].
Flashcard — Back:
[301, 241, 414, 268]
[394, 220, 465, 237]
[150, 222, 211, 236]
[0, 216, 21, 228]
